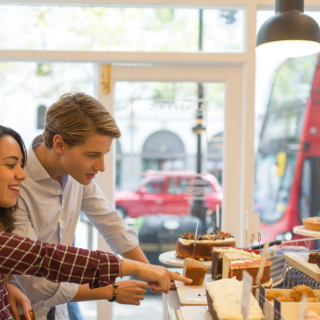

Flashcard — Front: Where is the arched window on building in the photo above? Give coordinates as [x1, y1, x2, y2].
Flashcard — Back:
[37, 105, 47, 129]
[142, 130, 185, 171]
[208, 132, 223, 184]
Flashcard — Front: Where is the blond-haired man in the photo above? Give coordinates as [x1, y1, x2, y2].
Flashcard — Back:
[11, 93, 162, 320]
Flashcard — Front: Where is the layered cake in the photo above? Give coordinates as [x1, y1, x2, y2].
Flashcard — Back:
[303, 217, 320, 231]
[176, 231, 236, 261]
[182, 258, 207, 286]
[211, 250, 273, 291]
[211, 247, 260, 280]
[205, 278, 263, 320]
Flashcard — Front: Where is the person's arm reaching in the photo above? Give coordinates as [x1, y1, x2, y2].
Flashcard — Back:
[122, 246, 149, 264]
[0, 231, 121, 288]
[81, 181, 147, 261]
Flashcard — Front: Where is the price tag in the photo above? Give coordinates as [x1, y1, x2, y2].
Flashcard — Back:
[298, 294, 307, 320]
[249, 213, 261, 240]
[255, 242, 270, 285]
[241, 270, 253, 320]
[274, 298, 281, 320]
[216, 204, 220, 229]
[259, 284, 265, 313]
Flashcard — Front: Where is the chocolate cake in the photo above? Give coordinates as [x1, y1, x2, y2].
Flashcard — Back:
[309, 250, 320, 263]
[211, 247, 261, 280]
[316, 254, 320, 268]
[182, 258, 207, 286]
[176, 231, 236, 261]
[205, 278, 263, 320]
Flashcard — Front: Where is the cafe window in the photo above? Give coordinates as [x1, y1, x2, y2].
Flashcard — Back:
[0, 5, 244, 52]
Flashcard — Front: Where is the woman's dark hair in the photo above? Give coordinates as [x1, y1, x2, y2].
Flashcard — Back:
[0, 126, 27, 233]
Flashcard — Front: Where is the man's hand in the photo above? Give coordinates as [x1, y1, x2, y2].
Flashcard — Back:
[115, 280, 148, 305]
[7, 284, 32, 320]
[122, 260, 192, 294]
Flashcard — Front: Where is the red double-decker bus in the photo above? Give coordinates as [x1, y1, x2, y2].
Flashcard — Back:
[255, 53, 320, 243]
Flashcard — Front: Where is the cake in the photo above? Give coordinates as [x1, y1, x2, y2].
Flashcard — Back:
[210, 250, 273, 292]
[303, 217, 320, 231]
[309, 250, 320, 263]
[211, 247, 261, 280]
[205, 278, 263, 320]
[222, 252, 272, 285]
[176, 231, 236, 261]
[182, 258, 207, 286]
[316, 255, 320, 268]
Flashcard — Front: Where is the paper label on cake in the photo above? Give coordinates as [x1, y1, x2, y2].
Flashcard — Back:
[216, 204, 220, 229]
[274, 298, 281, 320]
[259, 284, 265, 313]
[241, 270, 253, 320]
[298, 294, 307, 320]
[255, 242, 270, 285]
[185, 287, 206, 301]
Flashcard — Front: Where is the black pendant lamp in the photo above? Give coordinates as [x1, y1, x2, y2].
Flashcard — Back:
[256, 0, 320, 57]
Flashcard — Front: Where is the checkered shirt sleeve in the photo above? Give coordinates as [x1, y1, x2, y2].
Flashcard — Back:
[0, 231, 120, 288]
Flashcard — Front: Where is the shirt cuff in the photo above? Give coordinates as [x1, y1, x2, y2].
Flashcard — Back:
[89, 252, 121, 289]
[44, 282, 79, 308]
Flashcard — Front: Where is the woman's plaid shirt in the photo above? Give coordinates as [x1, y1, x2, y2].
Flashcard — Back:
[0, 231, 121, 319]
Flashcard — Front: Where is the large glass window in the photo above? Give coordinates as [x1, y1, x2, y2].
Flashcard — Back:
[255, 9, 320, 242]
[0, 62, 95, 147]
[0, 6, 244, 52]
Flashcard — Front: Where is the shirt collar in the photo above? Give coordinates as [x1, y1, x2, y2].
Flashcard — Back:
[27, 136, 51, 182]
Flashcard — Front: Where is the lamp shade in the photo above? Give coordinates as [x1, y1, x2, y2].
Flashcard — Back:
[256, 0, 320, 57]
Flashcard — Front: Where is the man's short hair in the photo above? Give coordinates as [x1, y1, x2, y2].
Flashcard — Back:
[43, 92, 121, 148]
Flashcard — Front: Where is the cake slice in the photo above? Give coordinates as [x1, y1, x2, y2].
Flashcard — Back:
[183, 258, 207, 286]
[222, 252, 272, 285]
[211, 247, 261, 280]
[309, 250, 320, 263]
[205, 278, 263, 320]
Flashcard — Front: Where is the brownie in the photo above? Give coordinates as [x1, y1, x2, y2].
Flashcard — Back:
[309, 250, 320, 263]
[316, 254, 320, 268]
[211, 251, 222, 280]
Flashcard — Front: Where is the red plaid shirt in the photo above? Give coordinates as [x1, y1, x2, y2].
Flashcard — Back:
[0, 231, 120, 319]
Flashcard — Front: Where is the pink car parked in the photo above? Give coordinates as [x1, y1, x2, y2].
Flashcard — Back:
[115, 171, 223, 218]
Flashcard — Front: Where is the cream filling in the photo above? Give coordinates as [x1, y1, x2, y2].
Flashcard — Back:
[205, 279, 263, 320]
[178, 237, 235, 246]
[230, 259, 257, 265]
[215, 248, 261, 260]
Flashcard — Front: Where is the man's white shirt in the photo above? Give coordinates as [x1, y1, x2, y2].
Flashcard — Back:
[11, 139, 139, 320]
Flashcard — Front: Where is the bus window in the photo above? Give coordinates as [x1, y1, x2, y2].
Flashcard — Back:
[276, 152, 287, 177]
[255, 153, 296, 224]
[299, 159, 311, 221]
[268, 54, 318, 110]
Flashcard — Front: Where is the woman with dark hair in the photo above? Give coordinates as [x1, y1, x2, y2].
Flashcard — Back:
[0, 125, 191, 320]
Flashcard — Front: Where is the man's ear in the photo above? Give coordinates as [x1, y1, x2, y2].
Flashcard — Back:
[53, 134, 66, 155]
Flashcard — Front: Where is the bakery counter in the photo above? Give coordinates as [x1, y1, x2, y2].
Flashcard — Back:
[163, 268, 183, 320]
[163, 289, 181, 320]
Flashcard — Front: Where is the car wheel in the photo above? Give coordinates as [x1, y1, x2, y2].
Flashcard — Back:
[116, 207, 127, 219]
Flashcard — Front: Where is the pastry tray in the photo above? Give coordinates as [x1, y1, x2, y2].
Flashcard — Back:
[284, 252, 320, 282]
[159, 250, 212, 268]
[293, 225, 320, 238]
